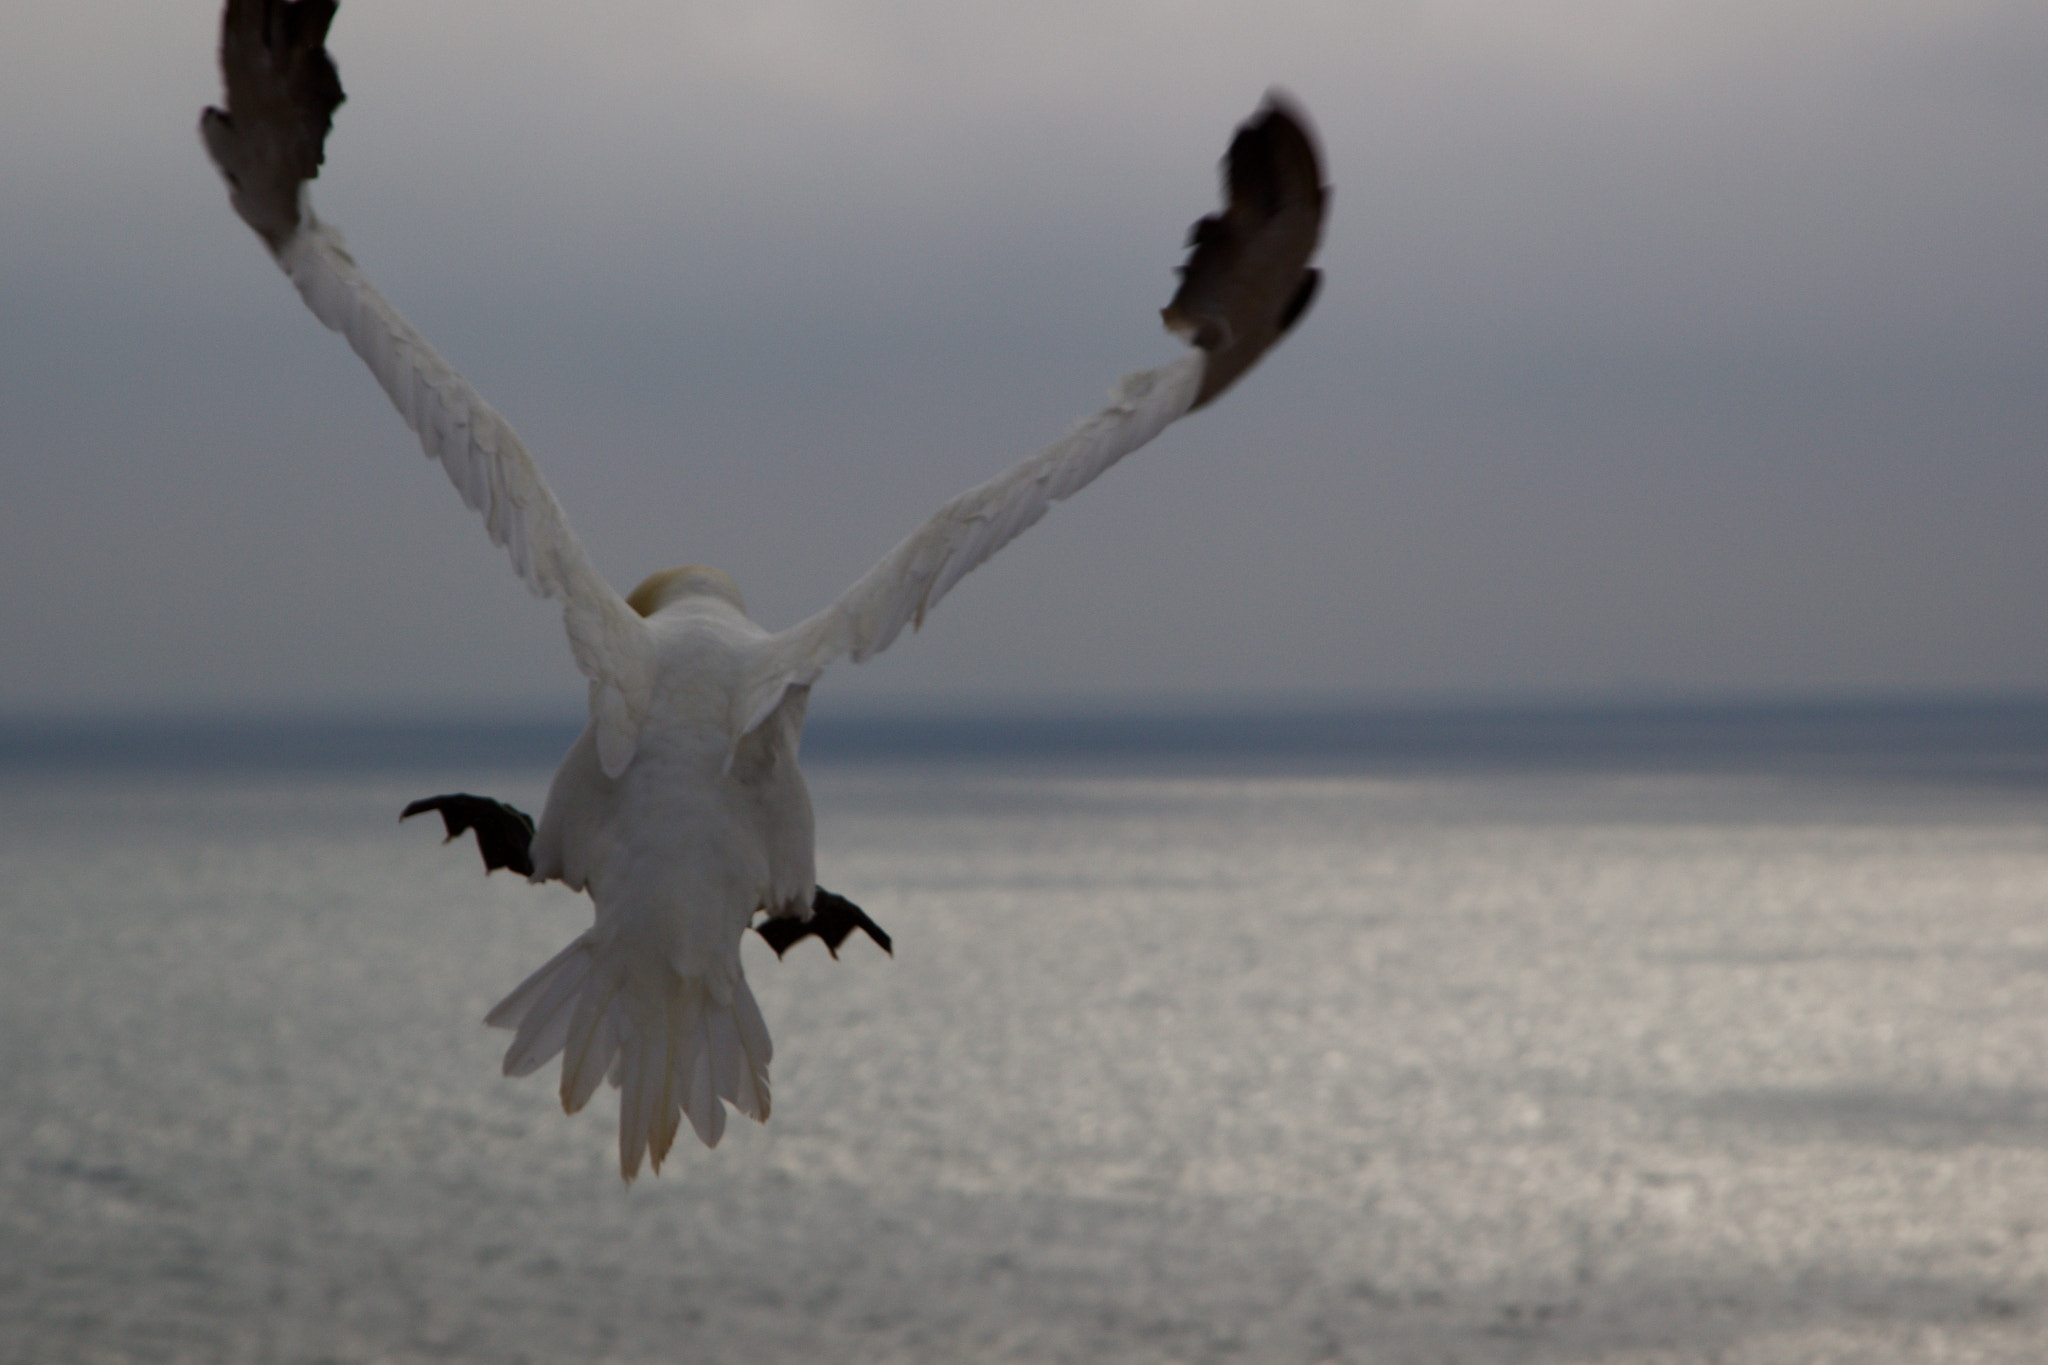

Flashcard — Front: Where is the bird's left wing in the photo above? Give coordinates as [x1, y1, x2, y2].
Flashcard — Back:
[772, 350, 1209, 684]
[740, 96, 1326, 736]
[199, 0, 652, 775]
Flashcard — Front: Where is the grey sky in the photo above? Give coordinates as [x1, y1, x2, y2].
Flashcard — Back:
[4, 1, 2045, 718]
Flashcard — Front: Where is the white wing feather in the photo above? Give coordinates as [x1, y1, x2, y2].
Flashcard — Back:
[275, 220, 652, 776]
[738, 352, 1204, 734]
[201, 0, 651, 775]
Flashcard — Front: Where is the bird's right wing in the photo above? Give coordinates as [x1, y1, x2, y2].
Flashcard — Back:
[199, 0, 652, 775]
[743, 95, 1327, 735]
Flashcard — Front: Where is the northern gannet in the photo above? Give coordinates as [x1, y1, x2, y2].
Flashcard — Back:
[201, 0, 1326, 1179]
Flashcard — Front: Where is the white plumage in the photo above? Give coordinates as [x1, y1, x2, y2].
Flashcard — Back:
[202, 0, 1325, 1178]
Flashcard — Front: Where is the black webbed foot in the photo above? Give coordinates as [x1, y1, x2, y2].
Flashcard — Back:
[757, 888, 892, 959]
[401, 793, 536, 877]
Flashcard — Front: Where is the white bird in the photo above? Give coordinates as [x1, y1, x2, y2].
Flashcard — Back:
[201, 0, 1326, 1179]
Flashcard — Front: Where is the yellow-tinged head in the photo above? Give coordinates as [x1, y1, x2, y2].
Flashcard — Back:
[626, 565, 746, 617]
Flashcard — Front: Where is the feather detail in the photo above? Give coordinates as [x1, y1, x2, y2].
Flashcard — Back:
[560, 973, 623, 1116]
[500, 948, 592, 1078]
[484, 934, 585, 1031]
[593, 681, 637, 780]
[485, 938, 773, 1180]
[685, 1044, 725, 1149]
[731, 976, 774, 1079]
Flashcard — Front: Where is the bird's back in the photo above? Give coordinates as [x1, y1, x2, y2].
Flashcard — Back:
[500, 596, 810, 1173]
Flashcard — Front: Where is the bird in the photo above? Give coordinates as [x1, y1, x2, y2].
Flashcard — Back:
[201, 0, 1326, 1179]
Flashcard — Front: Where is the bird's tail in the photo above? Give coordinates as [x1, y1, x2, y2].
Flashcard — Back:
[485, 933, 772, 1179]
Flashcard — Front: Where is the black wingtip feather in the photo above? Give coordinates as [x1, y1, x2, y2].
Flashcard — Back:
[1160, 91, 1328, 409]
[201, 0, 347, 251]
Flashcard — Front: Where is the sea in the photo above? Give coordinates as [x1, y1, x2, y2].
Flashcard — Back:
[4, 699, 2047, 1364]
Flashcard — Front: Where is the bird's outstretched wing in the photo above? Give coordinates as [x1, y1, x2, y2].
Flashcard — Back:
[748, 95, 1326, 732]
[200, 0, 652, 777]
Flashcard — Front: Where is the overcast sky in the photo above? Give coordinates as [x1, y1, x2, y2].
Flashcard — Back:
[4, 1, 2044, 720]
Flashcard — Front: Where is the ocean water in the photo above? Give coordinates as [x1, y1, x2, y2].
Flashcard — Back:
[4, 704, 2048, 1363]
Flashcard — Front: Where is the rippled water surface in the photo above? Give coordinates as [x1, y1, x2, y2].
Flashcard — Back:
[4, 716, 2048, 1362]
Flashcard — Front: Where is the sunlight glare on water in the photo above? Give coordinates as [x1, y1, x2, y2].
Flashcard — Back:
[3, 728, 2047, 1362]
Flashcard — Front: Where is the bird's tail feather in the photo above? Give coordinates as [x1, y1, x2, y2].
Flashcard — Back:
[485, 934, 772, 1179]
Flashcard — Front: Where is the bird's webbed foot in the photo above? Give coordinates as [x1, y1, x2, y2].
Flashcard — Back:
[401, 793, 536, 878]
[756, 888, 892, 959]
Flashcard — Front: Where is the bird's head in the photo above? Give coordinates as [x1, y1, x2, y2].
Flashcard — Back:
[626, 565, 746, 617]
